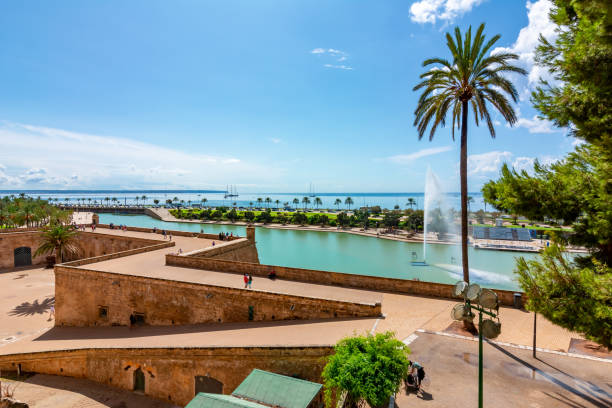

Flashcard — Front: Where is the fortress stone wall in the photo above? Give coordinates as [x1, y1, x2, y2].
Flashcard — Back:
[0, 346, 330, 406]
[168, 255, 523, 306]
[54, 266, 381, 327]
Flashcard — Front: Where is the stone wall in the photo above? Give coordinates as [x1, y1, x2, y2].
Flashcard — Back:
[0, 346, 330, 406]
[0, 230, 164, 271]
[166, 256, 523, 307]
[0, 231, 46, 270]
[54, 267, 381, 327]
[187, 238, 260, 263]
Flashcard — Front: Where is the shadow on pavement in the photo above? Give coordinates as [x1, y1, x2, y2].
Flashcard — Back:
[8, 296, 54, 317]
[488, 341, 612, 408]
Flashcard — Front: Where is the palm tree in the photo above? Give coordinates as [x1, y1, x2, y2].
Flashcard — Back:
[314, 197, 322, 209]
[292, 198, 299, 208]
[467, 196, 474, 213]
[334, 198, 342, 210]
[275, 199, 281, 209]
[134, 196, 139, 206]
[34, 225, 80, 263]
[153, 199, 160, 206]
[249, 201, 254, 209]
[414, 23, 525, 283]
[257, 197, 263, 208]
[141, 195, 147, 205]
[406, 198, 416, 210]
[302, 197, 310, 210]
[344, 197, 354, 211]
[111, 197, 117, 206]
[265, 197, 272, 208]
[105, 197, 110, 206]
[202, 198, 208, 207]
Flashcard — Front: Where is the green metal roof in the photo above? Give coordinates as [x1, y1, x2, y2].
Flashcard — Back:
[185, 393, 270, 408]
[231, 369, 322, 408]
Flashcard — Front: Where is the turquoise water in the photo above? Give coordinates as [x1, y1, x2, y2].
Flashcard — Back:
[99, 213, 541, 291]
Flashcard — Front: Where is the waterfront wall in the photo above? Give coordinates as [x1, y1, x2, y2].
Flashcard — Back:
[54, 266, 381, 327]
[0, 346, 330, 406]
[187, 238, 260, 264]
[167, 256, 523, 306]
[0, 231, 46, 270]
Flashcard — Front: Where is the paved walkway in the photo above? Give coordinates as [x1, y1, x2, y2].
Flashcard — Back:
[397, 332, 612, 407]
[1, 373, 177, 408]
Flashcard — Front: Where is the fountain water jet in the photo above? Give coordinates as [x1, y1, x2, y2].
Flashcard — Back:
[412, 167, 459, 266]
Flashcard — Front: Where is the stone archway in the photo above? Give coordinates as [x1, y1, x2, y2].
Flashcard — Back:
[133, 367, 145, 392]
[195, 375, 223, 396]
[14, 247, 32, 267]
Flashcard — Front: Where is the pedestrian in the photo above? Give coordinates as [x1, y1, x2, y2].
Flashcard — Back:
[163, 230, 167, 239]
[49, 305, 55, 320]
[169, 233, 172, 241]
[248, 273, 253, 289]
[407, 361, 423, 389]
[212, 241, 215, 246]
[243, 273, 249, 288]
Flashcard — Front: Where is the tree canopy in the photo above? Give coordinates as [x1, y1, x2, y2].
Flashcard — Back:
[322, 332, 410, 408]
[483, 0, 612, 347]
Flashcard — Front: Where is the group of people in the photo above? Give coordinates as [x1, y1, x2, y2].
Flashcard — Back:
[243, 273, 253, 288]
[218, 231, 233, 240]
[405, 360, 426, 390]
[108, 223, 128, 231]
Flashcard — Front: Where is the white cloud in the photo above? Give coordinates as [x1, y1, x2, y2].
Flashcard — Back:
[0, 122, 273, 189]
[468, 150, 559, 177]
[492, 0, 557, 90]
[409, 0, 487, 24]
[388, 146, 453, 164]
[311, 48, 352, 70]
[468, 151, 512, 176]
[268, 137, 282, 144]
[515, 115, 556, 133]
[324, 64, 353, 70]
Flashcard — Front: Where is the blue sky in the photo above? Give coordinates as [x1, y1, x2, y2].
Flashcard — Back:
[0, 0, 575, 192]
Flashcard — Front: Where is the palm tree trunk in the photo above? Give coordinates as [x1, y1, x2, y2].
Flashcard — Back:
[460, 100, 469, 284]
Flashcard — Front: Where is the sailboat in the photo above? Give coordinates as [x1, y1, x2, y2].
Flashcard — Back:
[224, 185, 239, 199]
[308, 183, 316, 197]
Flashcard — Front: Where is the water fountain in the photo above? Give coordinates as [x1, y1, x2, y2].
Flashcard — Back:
[411, 167, 458, 266]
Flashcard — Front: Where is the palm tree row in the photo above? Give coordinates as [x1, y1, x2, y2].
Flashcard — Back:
[0, 196, 72, 228]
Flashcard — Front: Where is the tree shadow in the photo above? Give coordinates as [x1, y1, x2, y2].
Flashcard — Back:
[541, 391, 588, 408]
[9, 296, 54, 317]
[488, 341, 612, 408]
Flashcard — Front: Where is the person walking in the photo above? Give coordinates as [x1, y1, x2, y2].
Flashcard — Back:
[49, 305, 55, 321]
[248, 273, 253, 289]
[243, 273, 249, 288]
[169, 233, 172, 241]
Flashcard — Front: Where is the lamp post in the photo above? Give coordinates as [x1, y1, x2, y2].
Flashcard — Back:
[452, 282, 501, 408]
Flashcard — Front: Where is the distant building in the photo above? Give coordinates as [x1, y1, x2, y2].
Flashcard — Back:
[186, 369, 323, 408]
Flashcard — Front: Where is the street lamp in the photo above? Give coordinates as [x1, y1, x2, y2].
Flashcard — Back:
[452, 281, 501, 408]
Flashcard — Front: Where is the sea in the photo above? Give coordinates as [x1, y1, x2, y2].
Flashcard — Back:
[0, 190, 488, 211]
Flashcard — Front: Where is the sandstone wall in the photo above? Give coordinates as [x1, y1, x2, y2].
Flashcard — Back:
[0, 346, 330, 406]
[166, 255, 523, 306]
[187, 238, 260, 263]
[0, 231, 46, 269]
[0, 231, 164, 271]
[54, 267, 381, 327]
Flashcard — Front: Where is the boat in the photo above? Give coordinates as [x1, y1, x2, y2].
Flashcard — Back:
[308, 183, 316, 197]
[224, 185, 239, 199]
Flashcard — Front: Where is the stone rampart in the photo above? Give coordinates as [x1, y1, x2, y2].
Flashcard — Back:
[0, 231, 46, 269]
[0, 346, 330, 406]
[166, 256, 523, 306]
[54, 266, 381, 327]
[97, 224, 242, 241]
[186, 238, 260, 263]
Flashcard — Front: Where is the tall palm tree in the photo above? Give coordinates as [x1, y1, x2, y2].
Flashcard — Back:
[202, 198, 208, 207]
[302, 197, 310, 210]
[141, 195, 147, 206]
[249, 201, 254, 209]
[34, 225, 80, 263]
[344, 197, 354, 211]
[414, 23, 525, 283]
[467, 196, 474, 213]
[334, 198, 342, 210]
[275, 199, 281, 209]
[257, 197, 263, 208]
[265, 197, 272, 208]
[406, 198, 416, 210]
[314, 197, 322, 209]
[292, 198, 299, 208]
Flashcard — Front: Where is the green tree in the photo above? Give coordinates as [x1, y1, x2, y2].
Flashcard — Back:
[153, 199, 159, 206]
[319, 214, 329, 227]
[302, 196, 310, 210]
[244, 211, 255, 222]
[34, 225, 81, 263]
[257, 197, 263, 208]
[314, 197, 322, 209]
[291, 212, 307, 226]
[256, 209, 273, 224]
[322, 332, 410, 408]
[344, 197, 353, 211]
[292, 198, 300, 208]
[334, 198, 342, 210]
[275, 199, 280, 209]
[516, 245, 611, 349]
[414, 23, 525, 283]
[406, 198, 416, 210]
[265, 197, 272, 208]
[337, 212, 350, 228]
[226, 209, 238, 222]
